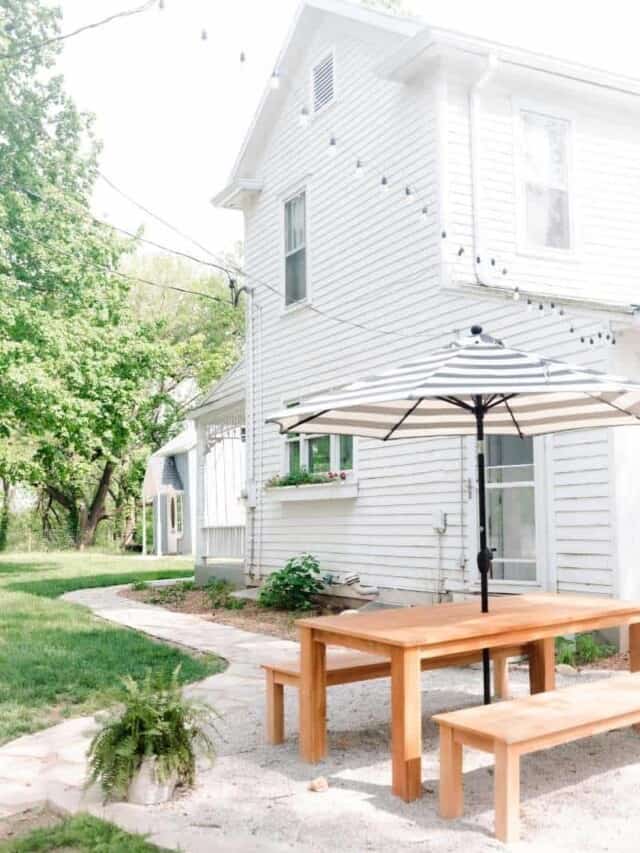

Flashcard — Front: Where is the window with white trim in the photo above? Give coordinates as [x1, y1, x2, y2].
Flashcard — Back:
[486, 436, 536, 582]
[284, 192, 306, 305]
[286, 430, 353, 475]
[519, 109, 572, 251]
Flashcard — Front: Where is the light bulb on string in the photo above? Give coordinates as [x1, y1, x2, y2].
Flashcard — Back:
[270, 71, 280, 90]
[550, 303, 557, 316]
[380, 175, 389, 192]
[327, 136, 337, 158]
[201, 28, 208, 41]
[421, 205, 428, 220]
[240, 51, 246, 64]
[158, 0, 164, 8]
[527, 298, 533, 313]
[404, 186, 413, 203]
[299, 107, 310, 128]
[513, 286, 520, 302]
[538, 303, 544, 315]
[354, 159, 365, 178]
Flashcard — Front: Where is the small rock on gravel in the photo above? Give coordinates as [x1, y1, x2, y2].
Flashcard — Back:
[308, 776, 329, 793]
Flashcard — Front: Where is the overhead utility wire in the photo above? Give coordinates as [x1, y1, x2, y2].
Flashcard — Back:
[0, 1, 159, 61]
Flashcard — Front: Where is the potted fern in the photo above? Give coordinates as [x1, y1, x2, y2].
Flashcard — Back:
[87, 667, 216, 804]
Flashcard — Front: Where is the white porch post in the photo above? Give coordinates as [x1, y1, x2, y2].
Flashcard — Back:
[195, 420, 207, 566]
[141, 495, 147, 556]
[156, 492, 162, 557]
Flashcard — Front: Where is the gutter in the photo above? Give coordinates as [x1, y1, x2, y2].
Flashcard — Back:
[469, 53, 500, 288]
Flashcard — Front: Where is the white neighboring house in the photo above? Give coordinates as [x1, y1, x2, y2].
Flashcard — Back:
[201, 0, 640, 632]
[142, 426, 197, 556]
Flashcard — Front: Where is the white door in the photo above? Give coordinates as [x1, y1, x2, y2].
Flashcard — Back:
[167, 494, 181, 555]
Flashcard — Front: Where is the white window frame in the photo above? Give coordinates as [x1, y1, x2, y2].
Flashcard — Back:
[175, 493, 184, 538]
[514, 98, 578, 261]
[282, 186, 309, 310]
[309, 47, 336, 118]
[283, 430, 356, 479]
[466, 435, 551, 594]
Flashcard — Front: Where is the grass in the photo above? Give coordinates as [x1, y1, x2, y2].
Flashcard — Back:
[0, 812, 169, 852]
[555, 632, 616, 667]
[0, 552, 225, 744]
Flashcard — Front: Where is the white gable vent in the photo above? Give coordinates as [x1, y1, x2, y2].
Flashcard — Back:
[312, 52, 334, 113]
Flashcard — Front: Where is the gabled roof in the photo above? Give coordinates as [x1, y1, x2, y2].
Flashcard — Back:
[213, 0, 640, 210]
[154, 425, 196, 458]
[189, 357, 245, 420]
[142, 455, 184, 500]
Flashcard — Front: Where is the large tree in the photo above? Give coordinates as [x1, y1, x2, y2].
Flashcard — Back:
[0, 0, 242, 547]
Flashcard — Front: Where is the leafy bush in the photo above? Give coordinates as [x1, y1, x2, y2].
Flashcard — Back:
[205, 578, 245, 611]
[258, 553, 323, 611]
[131, 579, 149, 591]
[148, 580, 194, 607]
[87, 666, 216, 802]
[555, 633, 616, 667]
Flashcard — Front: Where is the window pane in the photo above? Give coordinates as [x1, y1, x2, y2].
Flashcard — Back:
[526, 185, 570, 249]
[339, 435, 353, 470]
[285, 194, 305, 253]
[288, 441, 301, 473]
[285, 249, 306, 304]
[492, 560, 537, 582]
[488, 486, 536, 562]
[522, 112, 568, 188]
[487, 466, 534, 484]
[309, 436, 330, 473]
[487, 436, 533, 467]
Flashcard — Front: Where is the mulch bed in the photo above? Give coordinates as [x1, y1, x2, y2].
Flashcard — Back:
[121, 586, 342, 642]
[579, 651, 630, 671]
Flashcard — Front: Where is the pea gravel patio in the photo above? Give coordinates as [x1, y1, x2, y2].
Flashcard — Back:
[1, 584, 639, 852]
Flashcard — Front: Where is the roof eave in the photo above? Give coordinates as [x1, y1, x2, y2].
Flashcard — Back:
[212, 178, 263, 210]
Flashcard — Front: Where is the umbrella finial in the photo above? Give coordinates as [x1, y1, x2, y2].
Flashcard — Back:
[470, 325, 483, 336]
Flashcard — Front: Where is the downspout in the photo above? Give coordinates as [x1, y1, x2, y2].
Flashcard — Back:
[469, 54, 500, 286]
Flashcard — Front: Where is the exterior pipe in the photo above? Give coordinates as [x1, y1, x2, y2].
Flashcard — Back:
[469, 53, 500, 287]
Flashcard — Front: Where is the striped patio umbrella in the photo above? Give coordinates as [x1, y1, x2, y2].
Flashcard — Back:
[267, 325, 640, 703]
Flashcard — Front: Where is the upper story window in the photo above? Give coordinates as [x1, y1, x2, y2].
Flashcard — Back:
[284, 191, 306, 305]
[312, 51, 335, 114]
[519, 109, 572, 252]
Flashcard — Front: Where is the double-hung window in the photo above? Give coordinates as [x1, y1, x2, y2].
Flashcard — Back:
[284, 192, 306, 305]
[519, 109, 572, 252]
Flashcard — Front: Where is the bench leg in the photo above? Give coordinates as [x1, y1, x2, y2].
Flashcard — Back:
[439, 724, 463, 819]
[493, 654, 510, 700]
[528, 638, 555, 694]
[265, 670, 285, 745]
[299, 627, 327, 763]
[495, 743, 520, 843]
[391, 647, 423, 802]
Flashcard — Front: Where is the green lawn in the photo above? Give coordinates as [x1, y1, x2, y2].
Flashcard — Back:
[0, 552, 224, 744]
[0, 813, 169, 852]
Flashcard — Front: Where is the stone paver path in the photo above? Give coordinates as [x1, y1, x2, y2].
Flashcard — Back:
[2, 585, 640, 852]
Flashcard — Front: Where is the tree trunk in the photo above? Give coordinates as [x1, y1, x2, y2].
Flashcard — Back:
[75, 461, 114, 549]
[0, 479, 10, 551]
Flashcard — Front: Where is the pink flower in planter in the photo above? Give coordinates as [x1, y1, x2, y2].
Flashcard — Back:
[340, 471, 347, 480]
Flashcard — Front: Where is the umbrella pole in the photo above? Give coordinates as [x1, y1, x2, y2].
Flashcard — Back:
[474, 396, 493, 705]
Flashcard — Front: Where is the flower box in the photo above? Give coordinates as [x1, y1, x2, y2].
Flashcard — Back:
[268, 481, 358, 502]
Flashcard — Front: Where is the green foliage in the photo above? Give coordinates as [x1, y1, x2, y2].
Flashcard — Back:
[131, 579, 150, 591]
[0, 812, 169, 852]
[258, 553, 323, 611]
[265, 469, 347, 487]
[87, 666, 216, 802]
[147, 580, 194, 606]
[205, 578, 245, 610]
[555, 633, 616, 667]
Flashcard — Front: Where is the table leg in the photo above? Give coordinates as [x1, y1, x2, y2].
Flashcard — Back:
[439, 724, 463, 818]
[528, 638, 556, 694]
[299, 627, 327, 762]
[629, 623, 640, 732]
[495, 742, 520, 843]
[390, 647, 422, 802]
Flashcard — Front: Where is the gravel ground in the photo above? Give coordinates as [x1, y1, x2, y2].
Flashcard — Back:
[97, 666, 640, 853]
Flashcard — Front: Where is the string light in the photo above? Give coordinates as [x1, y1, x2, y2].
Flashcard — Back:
[404, 185, 413, 202]
[201, 28, 207, 41]
[513, 286, 520, 302]
[421, 206, 429, 220]
[239, 50, 246, 63]
[527, 298, 533, 313]
[269, 71, 280, 90]
[299, 107, 310, 128]
[354, 159, 365, 178]
[380, 175, 389, 192]
[327, 136, 337, 158]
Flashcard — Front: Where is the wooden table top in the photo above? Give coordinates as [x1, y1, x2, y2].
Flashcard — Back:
[433, 672, 640, 744]
[297, 593, 640, 650]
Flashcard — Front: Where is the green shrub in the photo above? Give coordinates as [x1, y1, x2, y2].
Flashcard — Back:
[148, 580, 194, 606]
[87, 666, 216, 802]
[555, 633, 616, 667]
[131, 579, 149, 591]
[258, 553, 323, 611]
[205, 578, 245, 611]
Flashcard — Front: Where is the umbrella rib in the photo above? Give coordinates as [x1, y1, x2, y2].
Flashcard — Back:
[383, 397, 424, 441]
[486, 393, 518, 411]
[436, 395, 474, 412]
[503, 397, 524, 438]
[585, 393, 640, 422]
[281, 410, 330, 433]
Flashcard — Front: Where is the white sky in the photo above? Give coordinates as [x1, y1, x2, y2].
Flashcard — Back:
[53, 0, 640, 262]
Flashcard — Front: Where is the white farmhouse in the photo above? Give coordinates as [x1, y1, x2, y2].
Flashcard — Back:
[196, 0, 640, 628]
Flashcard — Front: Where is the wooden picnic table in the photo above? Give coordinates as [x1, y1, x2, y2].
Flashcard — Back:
[296, 592, 640, 802]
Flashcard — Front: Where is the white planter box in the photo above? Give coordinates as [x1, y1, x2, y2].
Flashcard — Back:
[127, 757, 178, 805]
[268, 481, 359, 502]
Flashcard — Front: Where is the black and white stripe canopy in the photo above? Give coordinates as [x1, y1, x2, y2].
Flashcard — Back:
[267, 327, 640, 440]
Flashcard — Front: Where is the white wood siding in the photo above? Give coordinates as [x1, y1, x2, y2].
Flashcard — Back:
[240, 17, 638, 600]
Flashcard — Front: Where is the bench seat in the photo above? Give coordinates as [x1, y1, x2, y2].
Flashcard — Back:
[434, 672, 640, 842]
[262, 645, 522, 746]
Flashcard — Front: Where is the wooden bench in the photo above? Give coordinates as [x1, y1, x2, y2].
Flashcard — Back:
[262, 646, 520, 745]
[434, 673, 640, 843]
